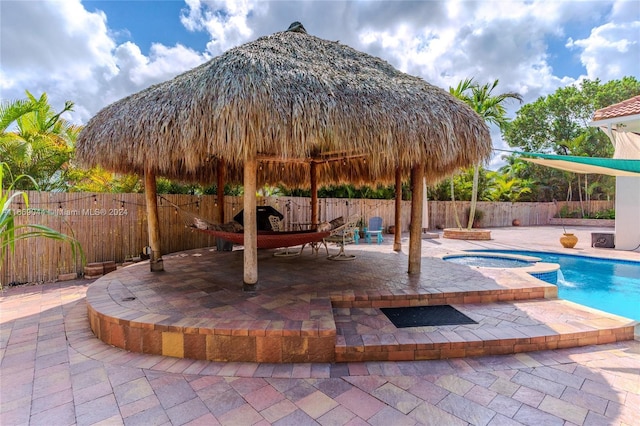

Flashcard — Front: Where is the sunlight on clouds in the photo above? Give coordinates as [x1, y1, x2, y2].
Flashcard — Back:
[1, 0, 212, 123]
[477, 0, 562, 24]
[1, 0, 636, 129]
[568, 21, 640, 81]
[1, 0, 116, 83]
[444, 0, 462, 18]
[61, 2, 115, 67]
[134, 44, 209, 85]
[356, 4, 561, 103]
[95, 41, 208, 115]
[0, 71, 15, 91]
[181, 0, 205, 32]
[358, 24, 456, 85]
[180, 0, 257, 54]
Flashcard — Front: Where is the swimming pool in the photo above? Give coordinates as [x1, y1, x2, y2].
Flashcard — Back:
[444, 255, 536, 268]
[467, 250, 640, 321]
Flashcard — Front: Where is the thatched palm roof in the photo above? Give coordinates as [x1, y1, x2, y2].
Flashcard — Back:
[76, 25, 491, 187]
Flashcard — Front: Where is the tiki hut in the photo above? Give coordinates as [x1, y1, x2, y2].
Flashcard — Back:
[76, 22, 491, 290]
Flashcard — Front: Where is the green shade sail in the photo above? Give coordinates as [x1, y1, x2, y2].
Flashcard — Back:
[518, 152, 640, 176]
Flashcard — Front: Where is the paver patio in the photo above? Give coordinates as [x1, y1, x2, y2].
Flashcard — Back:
[1, 226, 639, 425]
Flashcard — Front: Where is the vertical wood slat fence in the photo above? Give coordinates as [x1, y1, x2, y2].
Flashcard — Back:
[1, 191, 614, 285]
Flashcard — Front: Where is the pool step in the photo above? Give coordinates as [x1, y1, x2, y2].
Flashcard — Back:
[330, 282, 557, 309]
[334, 299, 636, 362]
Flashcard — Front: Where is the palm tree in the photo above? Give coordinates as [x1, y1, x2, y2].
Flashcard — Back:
[0, 91, 78, 191]
[486, 172, 532, 202]
[67, 165, 143, 193]
[450, 79, 523, 228]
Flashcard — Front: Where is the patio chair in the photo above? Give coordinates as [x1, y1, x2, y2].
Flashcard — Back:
[364, 216, 384, 244]
[268, 215, 284, 232]
[269, 214, 325, 257]
[323, 215, 360, 261]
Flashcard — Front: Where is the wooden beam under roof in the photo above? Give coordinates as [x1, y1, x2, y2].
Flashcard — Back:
[256, 151, 368, 164]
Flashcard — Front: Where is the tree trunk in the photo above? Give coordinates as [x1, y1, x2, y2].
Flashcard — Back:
[577, 174, 585, 218]
[408, 165, 424, 274]
[467, 164, 479, 229]
[451, 176, 463, 229]
[243, 154, 258, 291]
[393, 167, 402, 251]
[144, 166, 163, 272]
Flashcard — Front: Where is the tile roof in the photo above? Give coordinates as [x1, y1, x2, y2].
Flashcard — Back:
[593, 95, 640, 121]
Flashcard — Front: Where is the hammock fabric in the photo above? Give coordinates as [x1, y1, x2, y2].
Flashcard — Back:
[166, 197, 333, 250]
[193, 227, 331, 249]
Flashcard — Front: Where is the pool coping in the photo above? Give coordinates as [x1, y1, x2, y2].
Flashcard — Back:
[437, 251, 561, 281]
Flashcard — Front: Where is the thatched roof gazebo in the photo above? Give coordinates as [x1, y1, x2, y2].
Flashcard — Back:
[77, 22, 491, 290]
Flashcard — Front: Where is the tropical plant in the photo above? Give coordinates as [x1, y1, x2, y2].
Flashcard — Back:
[503, 76, 640, 202]
[428, 167, 492, 201]
[464, 206, 485, 228]
[67, 166, 143, 193]
[485, 172, 532, 202]
[1, 91, 79, 191]
[0, 163, 83, 288]
[450, 78, 523, 227]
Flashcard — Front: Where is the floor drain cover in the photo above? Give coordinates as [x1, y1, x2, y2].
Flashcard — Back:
[381, 305, 477, 328]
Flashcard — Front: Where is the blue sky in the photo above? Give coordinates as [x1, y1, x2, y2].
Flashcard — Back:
[1, 0, 639, 167]
[84, 1, 211, 53]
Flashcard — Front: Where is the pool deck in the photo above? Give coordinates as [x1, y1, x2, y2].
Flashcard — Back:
[84, 225, 638, 364]
[2, 226, 639, 425]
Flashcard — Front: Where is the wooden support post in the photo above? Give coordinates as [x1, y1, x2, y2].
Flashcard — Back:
[216, 159, 225, 223]
[144, 166, 163, 272]
[311, 162, 318, 228]
[408, 165, 424, 274]
[394, 167, 402, 252]
[422, 176, 429, 232]
[243, 154, 258, 291]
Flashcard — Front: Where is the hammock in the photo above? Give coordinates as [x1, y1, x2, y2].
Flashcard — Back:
[193, 228, 331, 249]
[165, 198, 331, 250]
[165, 196, 355, 251]
[194, 215, 360, 253]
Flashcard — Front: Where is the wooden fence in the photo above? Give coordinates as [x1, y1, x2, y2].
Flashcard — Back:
[1, 191, 614, 285]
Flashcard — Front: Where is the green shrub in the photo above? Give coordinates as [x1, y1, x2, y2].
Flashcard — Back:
[591, 209, 615, 219]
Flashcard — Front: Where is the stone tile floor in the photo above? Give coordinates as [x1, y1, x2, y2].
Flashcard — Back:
[1, 226, 639, 425]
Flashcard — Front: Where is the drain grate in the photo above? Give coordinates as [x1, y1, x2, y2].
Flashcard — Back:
[381, 305, 477, 328]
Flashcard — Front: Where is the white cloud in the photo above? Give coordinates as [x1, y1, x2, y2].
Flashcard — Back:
[113, 42, 209, 86]
[0, 0, 116, 99]
[568, 20, 640, 81]
[0, 0, 209, 124]
[1, 0, 638, 159]
[180, 0, 261, 55]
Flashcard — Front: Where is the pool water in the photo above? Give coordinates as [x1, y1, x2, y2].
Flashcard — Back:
[468, 250, 640, 321]
[445, 255, 534, 268]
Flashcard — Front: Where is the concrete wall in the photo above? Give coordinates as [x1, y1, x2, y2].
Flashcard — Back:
[615, 177, 640, 250]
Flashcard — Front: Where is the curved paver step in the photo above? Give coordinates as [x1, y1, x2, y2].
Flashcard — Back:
[334, 299, 637, 362]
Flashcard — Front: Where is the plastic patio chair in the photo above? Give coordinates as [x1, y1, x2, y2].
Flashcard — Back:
[364, 216, 384, 244]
